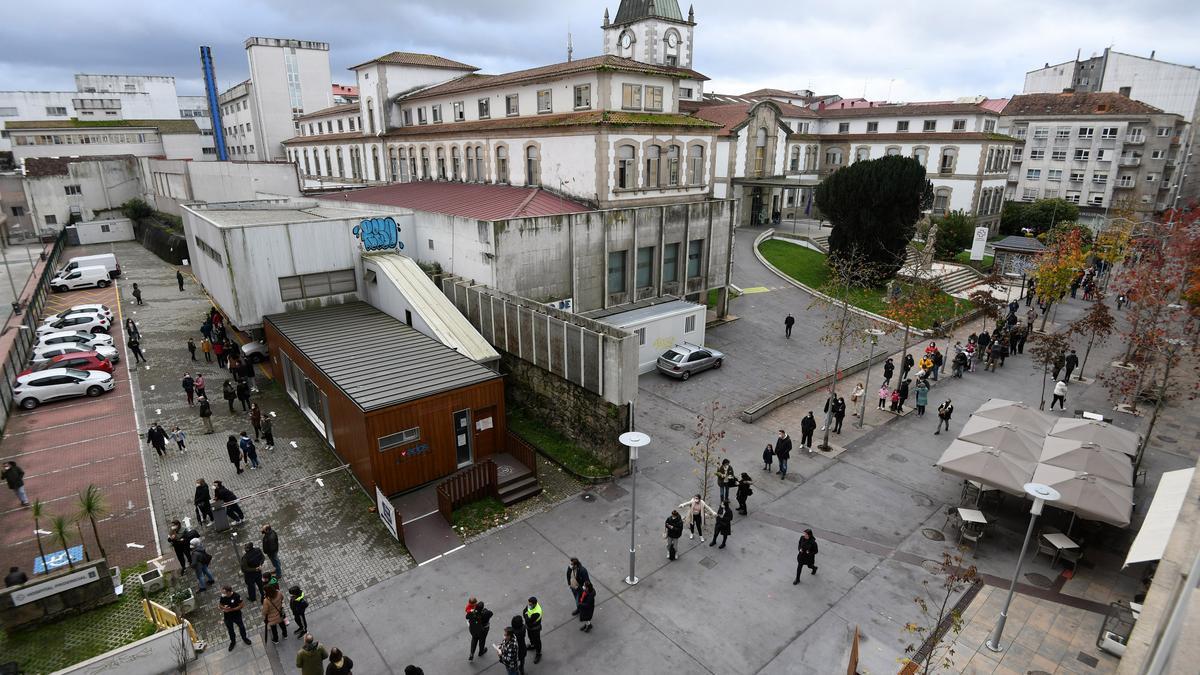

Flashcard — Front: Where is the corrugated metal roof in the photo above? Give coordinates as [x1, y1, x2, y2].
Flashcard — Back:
[583, 298, 702, 327]
[329, 182, 590, 220]
[265, 302, 500, 411]
[363, 253, 499, 364]
[992, 236, 1046, 252]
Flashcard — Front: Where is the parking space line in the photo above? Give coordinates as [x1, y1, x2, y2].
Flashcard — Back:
[0, 429, 137, 461]
[9, 392, 132, 415]
[3, 412, 127, 436]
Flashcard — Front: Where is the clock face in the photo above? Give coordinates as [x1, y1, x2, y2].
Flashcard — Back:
[619, 33, 632, 48]
[666, 33, 678, 48]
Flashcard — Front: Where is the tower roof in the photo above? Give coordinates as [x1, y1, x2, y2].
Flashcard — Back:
[612, 0, 686, 26]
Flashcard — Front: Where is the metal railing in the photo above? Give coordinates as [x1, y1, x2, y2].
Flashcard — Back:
[505, 431, 539, 480]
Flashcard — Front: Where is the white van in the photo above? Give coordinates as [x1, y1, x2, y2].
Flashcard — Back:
[50, 265, 112, 292]
[58, 253, 121, 279]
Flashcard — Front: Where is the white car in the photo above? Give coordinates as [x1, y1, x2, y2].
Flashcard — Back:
[13, 367, 115, 409]
[36, 330, 115, 351]
[242, 340, 269, 363]
[38, 313, 111, 335]
[48, 304, 114, 324]
[32, 344, 121, 364]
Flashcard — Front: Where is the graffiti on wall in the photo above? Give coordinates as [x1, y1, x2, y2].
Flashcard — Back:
[353, 217, 405, 252]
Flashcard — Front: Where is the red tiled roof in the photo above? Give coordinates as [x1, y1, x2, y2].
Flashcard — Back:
[327, 182, 590, 221]
[351, 51, 479, 72]
[1002, 92, 1165, 116]
[816, 101, 997, 117]
[741, 88, 803, 98]
[332, 84, 358, 95]
[689, 101, 816, 136]
[399, 55, 708, 102]
[297, 103, 360, 121]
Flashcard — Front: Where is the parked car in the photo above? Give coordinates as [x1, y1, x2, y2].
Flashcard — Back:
[13, 368, 115, 409]
[20, 351, 114, 377]
[241, 340, 269, 363]
[36, 330, 114, 351]
[50, 265, 111, 292]
[47, 304, 114, 324]
[656, 343, 725, 380]
[38, 313, 111, 335]
[32, 344, 120, 365]
[57, 253, 121, 279]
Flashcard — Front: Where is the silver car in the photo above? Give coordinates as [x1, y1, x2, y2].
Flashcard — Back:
[656, 343, 725, 380]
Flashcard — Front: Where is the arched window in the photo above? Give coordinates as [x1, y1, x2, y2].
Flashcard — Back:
[644, 145, 661, 188]
[913, 146, 929, 167]
[336, 148, 345, 176]
[465, 147, 474, 181]
[687, 145, 704, 185]
[885, 146, 902, 157]
[662, 29, 681, 66]
[451, 146, 461, 181]
[525, 145, 540, 186]
[939, 147, 958, 175]
[667, 145, 681, 186]
[617, 30, 635, 59]
[932, 187, 952, 215]
[496, 145, 509, 184]
[420, 147, 430, 179]
[789, 146, 801, 171]
[371, 146, 380, 181]
[436, 147, 447, 180]
[408, 146, 417, 180]
[367, 100, 376, 134]
[986, 147, 996, 173]
[824, 148, 842, 167]
[302, 149, 311, 176]
[475, 145, 485, 182]
[324, 149, 331, 176]
[754, 128, 767, 175]
[390, 148, 399, 182]
[806, 145, 818, 170]
[398, 148, 408, 182]
[616, 144, 635, 189]
[855, 146, 870, 163]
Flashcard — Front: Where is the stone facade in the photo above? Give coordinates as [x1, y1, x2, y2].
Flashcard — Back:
[0, 559, 118, 631]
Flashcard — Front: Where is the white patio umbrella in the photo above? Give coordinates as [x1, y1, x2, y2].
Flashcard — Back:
[1030, 464, 1134, 528]
[1048, 418, 1139, 457]
[959, 416, 1045, 463]
[1040, 437, 1134, 486]
[973, 399, 1054, 435]
[936, 440, 1037, 497]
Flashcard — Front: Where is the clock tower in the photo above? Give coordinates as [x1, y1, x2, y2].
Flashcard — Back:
[602, 1, 696, 69]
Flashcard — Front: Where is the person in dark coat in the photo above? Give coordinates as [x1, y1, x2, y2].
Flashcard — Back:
[761, 443, 774, 471]
[131, 283, 143, 305]
[226, 435, 244, 474]
[261, 416, 275, 451]
[832, 397, 846, 434]
[882, 357, 895, 386]
[466, 601, 493, 661]
[147, 423, 168, 457]
[250, 403, 263, 440]
[901, 353, 915, 380]
[240, 542, 265, 602]
[223, 379, 236, 413]
[125, 318, 141, 340]
[709, 500, 733, 549]
[198, 395, 214, 434]
[664, 510, 684, 560]
[288, 585, 309, 636]
[5, 567, 28, 587]
[240, 432, 260, 469]
[800, 412, 816, 450]
[897, 379, 911, 413]
[793, 529, 819, 584]
[194, 479, 213, 524]
[735, 473, 754, 515]
[784, 313, 795, 339]
[168, 520, 193, 570]
[219, 586, 252, 651]
[261, 524, 281, 577]
[177, 270, 186, 291]
[2, 460, 29, 506]
[235, 380, 251, 411]
[510, 615, 528, 673]
[182, 373, 195, 406]
[214, 481, 244, 523]
[325, 648, 353, 675]
[775, 430, 792, 478]
[566, 558, 589, 611]
[935, 399, 954, 435]
[1064, 349, 1079, 381]
[523, 597, 543, 664]
[576, 582, 595, 632]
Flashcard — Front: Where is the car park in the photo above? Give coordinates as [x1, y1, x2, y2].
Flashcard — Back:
[31, 344, 120, 365]
[38, 313, 111, 335]
[655, 343, 725, 380]
[20, 351, 114, 377]
[13, 367, 115, 409]
[36, 330, 115, 351]
[47, 304, 114, 324]
[57, 253, 121, 279]
[50, 265, 111, 292]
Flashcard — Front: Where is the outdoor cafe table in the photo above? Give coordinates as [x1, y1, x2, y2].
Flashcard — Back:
[958, 508, 988, 524]
[1041, 531, 1079, 565]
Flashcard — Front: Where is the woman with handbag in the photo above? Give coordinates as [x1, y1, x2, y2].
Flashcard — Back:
[715, 459, 736, 502]
[576, 582, 595, 632]
[735, 473, 754, 515]
[261, 584, 288, 643]
[709, 500, 733, 549]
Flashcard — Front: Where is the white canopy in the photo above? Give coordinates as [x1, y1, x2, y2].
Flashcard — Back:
[1123, 468, 1196, 567]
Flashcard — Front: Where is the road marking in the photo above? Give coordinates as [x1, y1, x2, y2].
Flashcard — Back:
[171, 472, 179, 482]
[150, 385, 155, 391]
[741, 286, 771, 294]
[269, 411, 277, 417]
[145, 365, 151, 370]
[34, 529, 50, 535]
[127, 500, 134, 510]
[126, 542, 145, 549]
[290, 441, 298, 448]
[401, 510, 440, 525]
[3, 412, 126, 436]
[183, 516, 192, 529]
[155, 409, 161, 415]
[315, 478, 324, 487]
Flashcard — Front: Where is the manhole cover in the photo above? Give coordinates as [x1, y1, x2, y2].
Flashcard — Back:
[670, 423, 686, 431]
[921, 560, 944, 574]
[581, 493, 596, 502]
[911, 494, 933, 507]
[833, 482, 850, 491]
[699, 557, 718, 569]
[1025, 573, 1054, 588]
[1076, 652, 1099, 668]
[497, 465, 514, 477]
[922, 528, 945, 541]
[888, 453, 909, 463]
[1156, 435, 1177, 444]
[849, 566, 869, 580]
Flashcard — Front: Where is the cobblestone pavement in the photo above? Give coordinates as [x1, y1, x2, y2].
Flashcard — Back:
[107, 242, 415, 657]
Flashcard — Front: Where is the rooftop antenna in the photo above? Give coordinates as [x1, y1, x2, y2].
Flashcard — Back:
[567, 23, 573, 62]
[886, 78, 895, 100]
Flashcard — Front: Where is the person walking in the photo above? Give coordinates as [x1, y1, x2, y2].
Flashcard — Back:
[200, 337, 212, 363]
[199, 395, 215, 434]
[934, 400, 954, 435]
[930, 349, 943, 381]
[1051, 380, 1068, 410]
[326, 648, 354, 675]
[241, 542, 266, 602]
[288, 585, 309, 637]
[296, 635, 328, 675]
[735, 473, 754, 515]
[523, 597, 543, 663]
[901, 353, 915, 381]
[176, 269, 186, 291]
[190, 538, 215, 591]
[214, 481, 245, 524]
[914, 380, 929, 417]
[125, 318, 140, 340]
[131, 283, 143, 305]
[1116, 292, 1127, 310]
[168, 522, 192, 571]
[128, 334, 146, 364]
[242, 359, 259, 392]
[509, 615, 528, 674]
[576, 582, 596, 632]
[664, 510, 684, 561]
[222, 380, 236, 413]
[240, 432, 261, 469]
[194, 479, 214, 525]
[2, 461, 29, 506]
[236, 380, 251, 412]
[467, 600, 493, 661]
[219, 585, 253, 651]
[187, 337, 197, 361]
[171, 426, 187, 452]
[800, 412, 816, 450]
[182, 373, 195, 406]
[784, 313, 795, 339]
[261, 584, 288, 643]
[1052, 352, 1066, 382]
[709, 500, 733, 548]
[715, 458, 735, 502]
[147, 423, 168, 457]
[250, 404, 263, 440]
[775, 429, 792, 478]
[679, 495, 716, 542]
[214, 340, 226, 369]
[262, 524, 281, 577]
[877, 383, 890, 410]
[761, 443, 774, 472]
[194, 372, 206, 399]
[882, 357, 895, 387]
[793, 529, 819, 584]
[497, 627, 520, 675]
[566, 558, 590, 611]
[1064, 349, 1079, 382]
[221, 435, 242, 474]
[262, 416, 275, 451]
[832, 397, 846, 434]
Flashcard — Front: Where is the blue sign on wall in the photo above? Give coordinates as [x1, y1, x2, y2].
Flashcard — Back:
[353, 217, 405, 252]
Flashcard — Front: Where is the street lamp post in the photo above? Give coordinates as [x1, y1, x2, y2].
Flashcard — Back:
[857, 328, 885, 429]
[619, 431, 651, 586]
[986, 483, 1061, 652]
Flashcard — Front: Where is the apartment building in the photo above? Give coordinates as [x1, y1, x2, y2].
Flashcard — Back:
[999, 92, 1186, 224]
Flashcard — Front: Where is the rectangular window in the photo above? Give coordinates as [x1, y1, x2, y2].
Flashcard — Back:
[378, 427, 420, 451]
[537, 89, 552, 113]
[1092, 173, 1108, 184]
[635, 328, 646, 346]
[680, 87, 693, 99]
[403, 109, 412, 125]
[1096, 148, 1110, 162]
[1026, 169, 1041, 179]
[0, 107, 18, 116]
[1065, 192, 1080, 204]
[838, 122, 849, 134]
[1089, 193, 1104, 205]
[1033, 126, 1049, 139]
[10, 206, 25, 216]
[684, 315, 696, 333]
[636, 246, 654, 288]
[866, 121, 878, 133]
[1151, 149, 1166, 159]
[607, 251, 627, 293]
[686, 239, 703, 278]
[645, 86, 663, 112]
[64, 185, 82, 195]
[1073, 149, 1090, 161]
[1022, 188, 1039, 201]
[896, 120, 909, 132]
[1055, 127, 1071, 140]
[478, 98, 490, 119]
[452, 101, 465, 121]
[1047, 169, 1062, 181]
[337, 119, 344, 132]
[953, 119, 967, 131]
[431, 105, 442, 123]
[663, 242, 680, 283]
[1029, 149, 1045, 160]
[1145, 173, 1158, 182]
[44, 215, 57, 225]
[1052, 149, 1067, 161]
[1101, 127, 1118, 139]
[1078, 127, 1094, 139]
[622, 84, 642, 110]
[278, 269, 356, 301]
[46, 106, 67, 115]
[923, 120, 937, 132]
[1070, 171, 1085, 182]
[506, 94, 519, 116]
[574, 85, 591, 109]
[984, 119, 996, 133]
[417, 108, 426, 125]
[1156, 126, 1171, 137]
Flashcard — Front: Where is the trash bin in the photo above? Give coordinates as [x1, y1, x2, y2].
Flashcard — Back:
[211, 499, 231, 532]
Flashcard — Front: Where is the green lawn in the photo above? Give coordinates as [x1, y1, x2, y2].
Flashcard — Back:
[954, 250, 994, 271]
[758, 239, 971, 329]
[451, 497, 507, 539]
[508, 409, 611, 479]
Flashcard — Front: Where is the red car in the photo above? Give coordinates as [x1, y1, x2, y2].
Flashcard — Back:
[19, 351, 114, 377]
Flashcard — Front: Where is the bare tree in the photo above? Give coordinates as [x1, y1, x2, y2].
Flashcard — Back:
[1030, 331, 1070, 410]
[814, 247, 876, 450]
[901, 548, 980, 674]
[689, 400, 727, 504]
[1067, 300, 1116, 381]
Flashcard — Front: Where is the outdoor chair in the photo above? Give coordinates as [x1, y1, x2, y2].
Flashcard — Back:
[959, 522, 984, 553]
[942, 507, 961, 531]
[960, 481, 981, 505]
[1033, 535, 1058, 564]
[1060, 543, 1084, 570]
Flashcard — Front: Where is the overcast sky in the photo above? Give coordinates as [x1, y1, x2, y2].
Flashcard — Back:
[3, 0, 1199, 103]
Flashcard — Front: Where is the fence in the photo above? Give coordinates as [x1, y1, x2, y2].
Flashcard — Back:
[505, 431, 540, 480]
[435, 459, 498, 521]
[0, 229, 67, 433]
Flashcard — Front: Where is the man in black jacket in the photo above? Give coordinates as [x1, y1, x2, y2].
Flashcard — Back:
[261, 524, 281, 577]
[566, 558, 589, 612]
[793, 529, 819, 584]
[882, 358, 895, 386]
[775, 430, 792, 478]
[240, 542, 265, 602]
[219, 585, 253, 651]
[2, 460, 29, 506]
[1064, 349, 1079, 382]
[523, 597, 543, 663]
[800, 413, 816, 450]
[466, 601, 493, 662]
[664, 511, 684, 561]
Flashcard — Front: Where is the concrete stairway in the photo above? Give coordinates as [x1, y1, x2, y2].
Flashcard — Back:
[498, 472, 542, 506]
[809, 234, 830, 252]
[939, 266, 984, 294]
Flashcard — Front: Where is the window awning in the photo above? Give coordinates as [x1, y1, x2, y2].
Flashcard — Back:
[1124, 468, 1196, 567]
